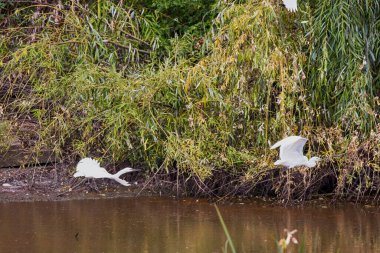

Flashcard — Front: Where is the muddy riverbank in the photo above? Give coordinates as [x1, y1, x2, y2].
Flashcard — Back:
[0, 165, 153, 202]
[0, 164, 377, 207]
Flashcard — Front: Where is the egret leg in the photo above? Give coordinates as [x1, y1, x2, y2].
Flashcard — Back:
[89, 178, 100, 192]
[285, 169, 291, 204]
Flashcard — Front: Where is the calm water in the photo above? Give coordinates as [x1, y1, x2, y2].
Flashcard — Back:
[0, 197, 379, 253]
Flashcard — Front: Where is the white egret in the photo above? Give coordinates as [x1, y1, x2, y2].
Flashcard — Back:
[74, 158, 138, 186]
[282, 0, 297, 12]
[270, 136, 321, 168]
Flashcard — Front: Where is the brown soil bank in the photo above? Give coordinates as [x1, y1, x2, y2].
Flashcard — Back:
[0, 158, 379, 205]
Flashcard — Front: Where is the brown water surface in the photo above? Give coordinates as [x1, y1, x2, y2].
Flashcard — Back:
[0, 197, 379, 253]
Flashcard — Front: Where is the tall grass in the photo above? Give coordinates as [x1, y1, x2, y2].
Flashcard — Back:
[214, 204, 237, 253]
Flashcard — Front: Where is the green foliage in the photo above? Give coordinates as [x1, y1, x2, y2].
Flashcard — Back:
[126, 0, 218, 36]
[1, 1, 161, 70]
[306, 0, 380, 133]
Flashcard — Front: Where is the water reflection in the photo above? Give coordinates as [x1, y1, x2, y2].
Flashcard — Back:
[0, 197, 379, 253]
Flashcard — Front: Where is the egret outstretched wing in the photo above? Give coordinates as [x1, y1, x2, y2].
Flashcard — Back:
[282, 0, 297, 12]
[280, 137, 307, 161]
[74, 157, 109, 178]
[271, 136, 307, 161]
[270, 136, 305, 150]
[76, 158, 100, 171]
[74, 157, 101, 177]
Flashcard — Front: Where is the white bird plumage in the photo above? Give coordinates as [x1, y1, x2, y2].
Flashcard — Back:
[282, 0, 297, 12]
[271, 136, 321, 168]
[74, 158, 138, 186]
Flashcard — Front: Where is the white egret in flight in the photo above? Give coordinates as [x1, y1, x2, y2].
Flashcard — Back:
[74, 158, 138, 186]
[270, 136, 321, 168]
[282, 0, 297, 12]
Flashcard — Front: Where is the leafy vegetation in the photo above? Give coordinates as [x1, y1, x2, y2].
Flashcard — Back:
[126, 0, 219, 36]
[0, 0, 379, 200]
[306, 0, 380, 132]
